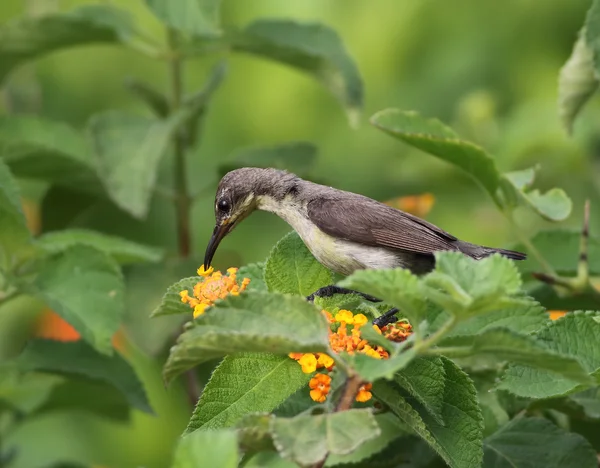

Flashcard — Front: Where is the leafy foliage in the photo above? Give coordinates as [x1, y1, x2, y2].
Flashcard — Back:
[186, 353, 308, 432]
[373, 358, 484, 468]
[145, 0, 222, 38]
[233, 20, 363, 125]
[37, 229, 163, 265]
[483, 417, 597, 467]
[171, 429, 239, 468]
[16, 340, 152, 414]
[271, 409, 380, 466]
[0, 4, 134, 83]
[88, 111, 185, 219]
[0, 160, 35, 270]
[498, 312, 600, 398]
[1, 2, 599, 465]
[163, 291, 330, 382]
[29, 246, 124, 355]
[370, 109, 572, 220]
[265, 231, 334, 296]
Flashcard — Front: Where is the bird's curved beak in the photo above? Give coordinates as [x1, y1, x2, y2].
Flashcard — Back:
[203, 220, 232, 270]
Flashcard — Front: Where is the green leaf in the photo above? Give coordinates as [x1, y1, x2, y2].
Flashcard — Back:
[503, 167, 536, 191]
[370, 109, 572, 220]
[519, 188, 573, 222]
[569, 387, 600, 419]
[338, 268, 426, 326]
[39, 377, 133, 422]
[151, 277, 201, 317]
[237, 262, 268, 291]
[370, 109, 500, 198]
[271, 409, 380, 467]
[447, 301, 549, 337]
[483, 417, 597, 468]
[29, 245, 124, 355]
[236, 413, 275, 452]
[125, 79, 170, 117]
[171, 429, 238, 468]
[163, 291, 330, 382]
[233, 20, 363, 125]
[440, 328, 592, 384]
[500, 166, 572, 221]
[325, 413, 408, 466]
[265, 231, 333, 296]
[471, 372, 509, 437]
[88, 111, 182, 219]
[145, 0, 221, 38]
[186, 353, 309, 432]
[37, 229, 163, 265]
[0, 159, 35, 270]
[586, 0, 600, 72]
[123, 260, 195, 358]
[0, 4, 134, 83]
[16, 339, 152, 414]
[373, 357, 483, 468]
[498, 311, 600, 398]
[219, 142, 318, 178]
[0, 116, 100, 191]
[394, 357, 445, 425]
[0, 366, 63, 414]
[558, 30, 599, 134]
[423, 252, 523, 320]
[513, 229, 600, 276]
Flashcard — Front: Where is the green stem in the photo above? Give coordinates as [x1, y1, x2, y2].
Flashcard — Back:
[414, 316, 456, 353]
[311, 373, 364, 468]
[167, 28, 198, 407]
[168, 29, 192, 259]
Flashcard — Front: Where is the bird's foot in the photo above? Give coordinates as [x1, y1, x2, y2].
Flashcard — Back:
[305, 285, 381, 303]
[372, 308, 399, 328]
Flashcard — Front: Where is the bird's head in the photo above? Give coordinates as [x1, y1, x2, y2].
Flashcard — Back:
[203, 167, 299, 269]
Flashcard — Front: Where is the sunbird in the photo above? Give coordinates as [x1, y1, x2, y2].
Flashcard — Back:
[203, 167, 526, 323]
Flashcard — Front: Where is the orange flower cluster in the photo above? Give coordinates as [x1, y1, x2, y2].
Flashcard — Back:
[309, 373, 331, 402]
[290, 309, 412, 403]
[180, 265, 251, 318]
[378, 321, 413, 342]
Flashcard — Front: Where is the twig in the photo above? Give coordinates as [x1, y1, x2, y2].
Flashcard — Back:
[311, 374, 364, 468]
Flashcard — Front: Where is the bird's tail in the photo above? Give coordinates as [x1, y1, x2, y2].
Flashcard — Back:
[457, 241, 527, 261]
[488, 247, 527, 261]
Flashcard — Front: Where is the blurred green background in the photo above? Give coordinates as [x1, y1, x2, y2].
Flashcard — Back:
[1, 0, 599, 466]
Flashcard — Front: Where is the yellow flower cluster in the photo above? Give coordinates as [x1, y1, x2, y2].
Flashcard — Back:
[180, 265, 251, 318]
[290, 309, 412, 403]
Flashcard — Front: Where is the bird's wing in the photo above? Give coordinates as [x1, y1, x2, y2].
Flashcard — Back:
[306, 195, 458, 255]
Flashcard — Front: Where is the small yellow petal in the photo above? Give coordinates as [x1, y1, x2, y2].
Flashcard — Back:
[193, 303, 208, 318]
[335, 310, 354, 324]
[298, 353, 317, 373]
[353, 314, 368, 327]
[197, 265, 214, 277]
[317, 353, 334, 369]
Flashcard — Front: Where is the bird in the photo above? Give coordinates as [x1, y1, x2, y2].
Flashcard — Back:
[203, 167, 526, 324]
[204, 167, 525, 271]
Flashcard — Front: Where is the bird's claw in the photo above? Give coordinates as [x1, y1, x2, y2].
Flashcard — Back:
[306, 285, 400, 328]
[305, 285, 381, 303]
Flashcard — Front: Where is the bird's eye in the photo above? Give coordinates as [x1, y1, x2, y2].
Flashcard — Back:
[217, 199, 230, 212]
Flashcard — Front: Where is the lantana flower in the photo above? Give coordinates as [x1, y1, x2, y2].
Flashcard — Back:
[290, 309, 412, 403]
[180, 266, 251, 318]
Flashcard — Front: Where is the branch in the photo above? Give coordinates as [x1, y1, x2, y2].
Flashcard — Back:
[311, 373, 364, 468]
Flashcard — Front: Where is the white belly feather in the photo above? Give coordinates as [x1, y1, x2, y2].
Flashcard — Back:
[257, 194, 401, 275]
